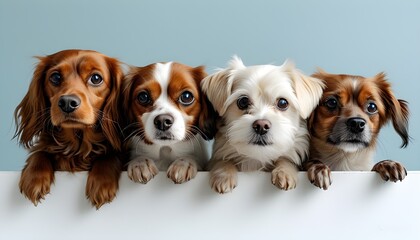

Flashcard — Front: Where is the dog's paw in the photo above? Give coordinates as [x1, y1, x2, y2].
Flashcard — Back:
[19, 168, 54, 206]
[271, 168, 297, 191]
[210, 169, 237, 194]
[86, 174, 119, 210]
[127, 158, 158, 184]
[372, 160, 407, 182]
[167, 158, 197, 184]
[307, 163, 332, 190]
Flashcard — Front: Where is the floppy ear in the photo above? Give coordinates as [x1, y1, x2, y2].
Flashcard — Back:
[192, 66, 217, 140]
[118, 66, 143, 142]
[284, 61, 325, 119]
[101, 57, 124, 150]
[14, 57, 50, 148]
[200, 56, 244, 116]
[375, 72, 410, 148]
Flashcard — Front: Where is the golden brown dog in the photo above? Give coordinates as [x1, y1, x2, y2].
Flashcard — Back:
[14, 49, 123, 208]
[304, 70, 409, 190]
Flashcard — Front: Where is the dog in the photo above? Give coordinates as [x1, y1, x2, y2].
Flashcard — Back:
[304, 70, 410, 190]
[201, 56, 325, 193]
[121, 62, 216, 184]
[14, 49, 123, 209]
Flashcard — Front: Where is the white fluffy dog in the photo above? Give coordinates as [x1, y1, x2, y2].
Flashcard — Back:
[201, 56, 324, 193]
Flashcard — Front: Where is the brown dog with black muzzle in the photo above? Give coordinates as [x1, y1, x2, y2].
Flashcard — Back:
[303, 70, 409, 190]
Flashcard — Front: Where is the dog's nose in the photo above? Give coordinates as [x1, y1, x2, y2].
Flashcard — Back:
[154, 114, 174, 131]
[346, 117, 366, 133]
[252, 119, 271, 135]
[58, 95, 81, 113]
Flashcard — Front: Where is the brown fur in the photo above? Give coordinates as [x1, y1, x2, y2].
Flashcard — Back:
[14, 49, 124, 208]
[304, 70, 409, 189]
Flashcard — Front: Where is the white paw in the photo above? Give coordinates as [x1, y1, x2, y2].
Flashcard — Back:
[210, 168, 237, 194]
[167, 158, 198, 184]
[127, 158, 158, 184]
[271, 168, 297, 191]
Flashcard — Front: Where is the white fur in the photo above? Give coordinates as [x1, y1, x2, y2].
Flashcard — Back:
[203, 56, 324, 171]
[129, 135, 210, 170]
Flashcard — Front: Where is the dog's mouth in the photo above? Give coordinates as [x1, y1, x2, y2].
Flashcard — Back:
[59, 118, 92, 128]
[327, 137, 369, 147]
[249, 136, 273, 146]
[155, 132, 175, 141]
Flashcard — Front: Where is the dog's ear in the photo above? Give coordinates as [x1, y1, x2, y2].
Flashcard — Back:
[374, 72, 410, 148]
[201, 56, 245, 116]
[192, 66, 217, 140]
[101, 57, 124, 150]
[119, 66, 143, 141]
[14, 57, 50, 148]
[284, 61, 325, 119]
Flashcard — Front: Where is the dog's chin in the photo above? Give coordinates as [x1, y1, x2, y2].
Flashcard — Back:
[152, 138, 179, 146]
[233, 143, 284, 162]
[56, 119, 94, 129]
[148, 131, 184, 146]
[327, 138, 369, 152]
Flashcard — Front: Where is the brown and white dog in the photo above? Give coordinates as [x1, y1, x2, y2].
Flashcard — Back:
[304, 70, 409, 190]
[122, 62, 216, 184]
[14, 49, 124, 208]
[202, 56, 325, 193]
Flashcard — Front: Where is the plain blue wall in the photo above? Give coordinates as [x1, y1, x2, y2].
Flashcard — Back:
[1, 0, 419, 170]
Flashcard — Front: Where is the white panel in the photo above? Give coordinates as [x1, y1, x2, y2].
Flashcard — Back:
[0, 172, 419, 240]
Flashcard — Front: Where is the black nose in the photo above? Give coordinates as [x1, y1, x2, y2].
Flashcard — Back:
[154, 114, 174, 131]
[346, 117, 366, 134]
[58, 95, 81, 113]
[252, 119, 271, 135]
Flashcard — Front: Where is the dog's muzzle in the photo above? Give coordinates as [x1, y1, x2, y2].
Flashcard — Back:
[250, 119, 273, 146]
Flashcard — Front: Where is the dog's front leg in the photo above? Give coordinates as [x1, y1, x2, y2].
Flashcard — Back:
[209, 160, 238, 194]
[271, 158, 299, 190]
[127, 156, 159, 184]
[167, 157, 198, 184]
[19, 151, 55, 206]
[372, 160, 407, 182]
[86, 154, 121, 209]
[303, 159, 332, 190]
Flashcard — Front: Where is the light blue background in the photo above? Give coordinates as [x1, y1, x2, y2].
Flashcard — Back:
[1, 0, 419, 170]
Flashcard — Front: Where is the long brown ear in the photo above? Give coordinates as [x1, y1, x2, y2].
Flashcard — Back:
[375, 72, 410, 148]
[14, 57, 50, 148]
[192, 66, 216, 140]
[119, 66, 143, 142]
[200, 56, 244, 116]
[284, 61, 325, 119]
[101, 57, 124, 151]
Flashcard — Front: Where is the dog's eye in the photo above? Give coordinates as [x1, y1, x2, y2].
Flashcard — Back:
[137, 90, 151, 105]
[325, 97, 338, 110]
[49, 72, 62, 86]
[237, 96, 250, 110]
[88, 74, 103, 86]
[178, 91, 195, 106]
[366, 102, 378, 114]
[277, 98, 289, 111]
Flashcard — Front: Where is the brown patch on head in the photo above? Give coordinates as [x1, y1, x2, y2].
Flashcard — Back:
[168, 63, 201, 126]
[121, 64, 157, 138]
[169, 63, 216, 140]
